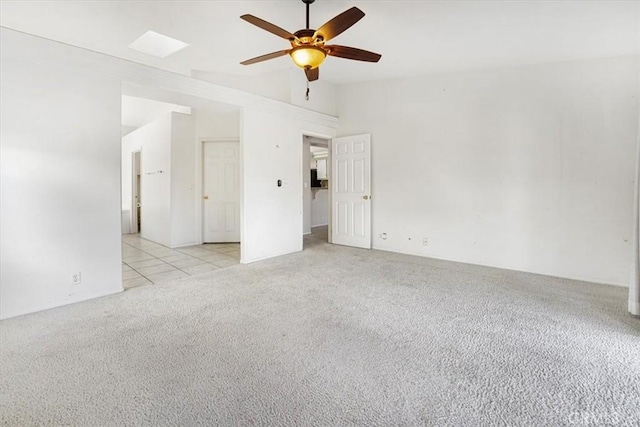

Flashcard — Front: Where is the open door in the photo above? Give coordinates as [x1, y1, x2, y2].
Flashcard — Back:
[331, 134, 371, 249]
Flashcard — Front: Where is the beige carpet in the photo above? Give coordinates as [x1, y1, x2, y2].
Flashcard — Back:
[1, 232, 639, 426]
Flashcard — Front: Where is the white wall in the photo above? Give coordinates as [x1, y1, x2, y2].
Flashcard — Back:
[242, 108, 336, 263]
[290, 70, 337, 117]
[311, 189, 329, 228]
[1, 48, 123, 319]
[122, 112, 199, 248]
[192, 69, 291, 104]
[195, 109, 240, 140]
[122, 95, 191, 132]
[122, 113, 173, 247]
[193, 68, 337, 117]
[170, 112, 198, 247]
[337, 55, 640, 286]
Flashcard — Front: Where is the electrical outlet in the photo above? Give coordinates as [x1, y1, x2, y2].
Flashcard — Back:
[71, 272, 82, 285]
[423, 237, 429, 246]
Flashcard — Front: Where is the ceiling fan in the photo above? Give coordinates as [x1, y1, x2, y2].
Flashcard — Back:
[240, 0, 381, 82]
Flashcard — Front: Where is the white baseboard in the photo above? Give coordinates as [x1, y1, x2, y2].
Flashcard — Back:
[170, 241, 200, 249]
[371, 245, 627, 288]
[629, 301, 640, 317]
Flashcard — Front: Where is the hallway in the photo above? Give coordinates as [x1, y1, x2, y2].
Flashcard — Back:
[304, 225, 329, 249]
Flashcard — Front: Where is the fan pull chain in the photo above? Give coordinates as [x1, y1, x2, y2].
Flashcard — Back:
[306, 80, 310, 101]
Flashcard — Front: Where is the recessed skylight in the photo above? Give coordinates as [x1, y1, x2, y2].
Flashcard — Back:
[128, 31, 189, 58]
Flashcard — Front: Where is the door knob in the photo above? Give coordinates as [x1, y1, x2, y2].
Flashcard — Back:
[203, 195, 209, 200]
[363, 195, 369, 200]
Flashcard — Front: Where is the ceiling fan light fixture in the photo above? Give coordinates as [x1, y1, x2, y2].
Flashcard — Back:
[289, 45, 326, 69]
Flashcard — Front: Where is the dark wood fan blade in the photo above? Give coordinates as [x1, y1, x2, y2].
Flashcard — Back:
[313, 7, 365, 42]
[240, 50, 290, 65]
[305, 67, 319, 82]
[241, 14, 297, 40]
[326, 45, 381, 62]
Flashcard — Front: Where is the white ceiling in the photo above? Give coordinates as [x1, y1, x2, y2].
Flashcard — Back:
[1, 1, 638, 84]
[122, 95, 191, 129]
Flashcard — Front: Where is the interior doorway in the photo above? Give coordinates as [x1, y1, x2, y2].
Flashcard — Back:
[202, 140, 241, 243]
[302, 134, 331, 249]
[301, 133, 372, 251]
[131, 150, 141, 234]
[119, 88, 243, 290]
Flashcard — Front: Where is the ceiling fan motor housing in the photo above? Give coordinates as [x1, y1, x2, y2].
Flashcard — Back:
[293, 29, 323, 45]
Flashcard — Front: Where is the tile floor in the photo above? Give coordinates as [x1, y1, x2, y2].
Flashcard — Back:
[122, 234, 240, 290]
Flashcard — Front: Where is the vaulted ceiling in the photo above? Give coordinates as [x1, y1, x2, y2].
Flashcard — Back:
[1, 1, 638, 84]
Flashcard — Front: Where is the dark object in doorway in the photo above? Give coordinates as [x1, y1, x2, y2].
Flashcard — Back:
[310, 169, 322, 188]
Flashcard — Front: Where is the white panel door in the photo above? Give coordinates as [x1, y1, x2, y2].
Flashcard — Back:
[203, 142, 240, 243]
[331, 134, 371, 249]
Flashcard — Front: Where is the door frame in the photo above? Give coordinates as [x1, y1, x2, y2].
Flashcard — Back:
[196, 137, 241, 245]
[301, 131, 333, 245]
[131, 149, 141, 234]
